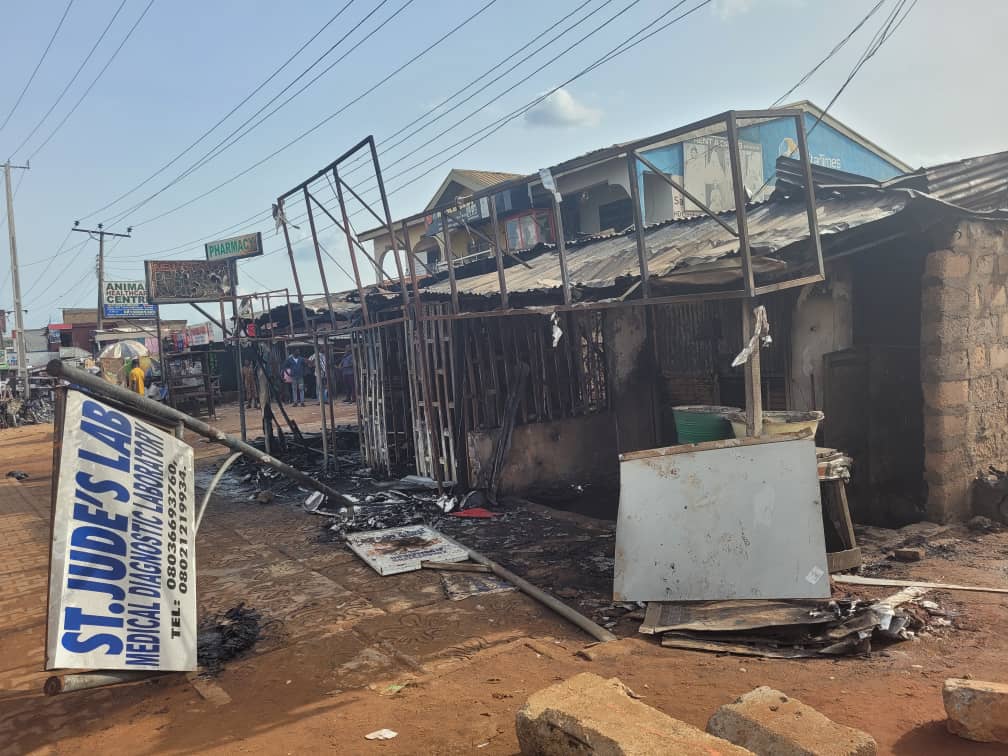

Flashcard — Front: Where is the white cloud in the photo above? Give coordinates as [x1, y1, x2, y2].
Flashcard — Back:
[524, 88, 601, 128]
[712, 0, 753, 18]
[712, 0, 803, 20]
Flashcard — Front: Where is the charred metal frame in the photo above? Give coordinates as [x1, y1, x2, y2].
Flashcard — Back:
[271, 110, 825, 484]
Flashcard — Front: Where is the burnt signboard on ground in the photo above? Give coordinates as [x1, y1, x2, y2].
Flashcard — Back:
[144, 259, 237, 304]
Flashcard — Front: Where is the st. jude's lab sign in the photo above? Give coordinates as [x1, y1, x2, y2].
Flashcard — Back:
[46, 392, 197, 671]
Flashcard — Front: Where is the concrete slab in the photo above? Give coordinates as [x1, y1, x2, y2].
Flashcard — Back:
[943, 678, 1008, 743]
[707, 686, 876, 755]
[516, 672, 752, 755]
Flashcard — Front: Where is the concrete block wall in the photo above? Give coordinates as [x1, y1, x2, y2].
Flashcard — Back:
[922, 220, 1008, 521]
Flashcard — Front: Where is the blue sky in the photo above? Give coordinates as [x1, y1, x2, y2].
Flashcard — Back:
[2, 0, 1006, 328]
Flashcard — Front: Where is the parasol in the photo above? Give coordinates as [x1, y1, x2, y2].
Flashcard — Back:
[98, 340, 150, 361]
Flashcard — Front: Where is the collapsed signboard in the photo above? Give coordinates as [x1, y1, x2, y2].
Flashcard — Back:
[46, 391, 197, 671]
[103, 280, 158, 319]
[346, 526, 468, 576]
[144, 259, 237, 304]
[204, 231, 263, 261]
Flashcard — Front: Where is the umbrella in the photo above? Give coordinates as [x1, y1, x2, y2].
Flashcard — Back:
[98, 340, 150, 361]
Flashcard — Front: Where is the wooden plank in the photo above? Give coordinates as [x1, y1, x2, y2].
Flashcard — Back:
[641, 600, 837, 635]
[660, 633, 819, 658]
[827, 547, 862, 574]
[619, 431, 809, 462]
[833, 574, 1008, 594]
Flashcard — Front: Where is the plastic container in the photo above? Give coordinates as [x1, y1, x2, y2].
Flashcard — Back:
[728, 410, 824, 439]
[671, 405, 741, 444]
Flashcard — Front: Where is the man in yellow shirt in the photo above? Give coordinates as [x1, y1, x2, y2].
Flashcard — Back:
[128, 360, 146, 396]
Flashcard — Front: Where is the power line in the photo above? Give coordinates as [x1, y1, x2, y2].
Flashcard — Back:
[110, 0, 478, 229]
[100, 0, 603, 260]
[807, 0, 917, 135]
[353, 0, 704, 200]
[0, 0, 76, 132]
[121, 0, 632, 229]
[27, 0, 157, 160]
[7, 0, 128, 159]
[77, 0, 358, 223]
[59, 0, 709, 293]
[339, 0, 610, 180]
[771, 0, 888, 108]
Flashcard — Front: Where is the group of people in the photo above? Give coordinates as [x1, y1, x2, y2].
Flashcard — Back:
[239, 348, 356, 409]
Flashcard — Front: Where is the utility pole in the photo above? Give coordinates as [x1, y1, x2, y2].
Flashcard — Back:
[72, 222, 131, 338]
[4, 160, 29, 397]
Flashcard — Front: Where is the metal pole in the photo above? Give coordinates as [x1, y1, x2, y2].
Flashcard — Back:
[45, 671, 166, 696]
[97, 229, 105, 333]
[4, 162, 29, 397]
[278, 200, 308, 331]
[489, 193, 508, 309]
[441, 210, 459, 312]
[367, 136, 411, 308]
[285, 289, 295, 338]
[46, 360, 355, 510]
[231, 296, 246, 441]
[625, 151, 650, 299]
[442, 534, 616, 643]
[303, 186, 339, 332]
[313, 331, 329, 472]
[551, 196, 572, 305]
[332, 166, 371, 324]
[726, 112, 762, 437]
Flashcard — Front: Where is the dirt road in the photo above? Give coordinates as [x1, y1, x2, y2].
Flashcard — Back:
[2, 404, 1007, 754]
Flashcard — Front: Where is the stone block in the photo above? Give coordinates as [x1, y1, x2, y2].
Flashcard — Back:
[925, 448, 966, 478]
[923, 380, 969, 409]
[894, 547, 925, 562]
[991, 345, 1008, 371]
[516, 673, 752, 756]
[971, 345, 988, 372]
[943, 678, 1008, 743]
[707, 687, 876, 756]
[976, 253, 997, 277]
[1001, 313, 1008, 338]
[927, 481, 971, 523]
[925, 250, 971, 280]
[922, 284, 969, 317]
[923, 349, 969, 381]
[925, 414, 966, 442]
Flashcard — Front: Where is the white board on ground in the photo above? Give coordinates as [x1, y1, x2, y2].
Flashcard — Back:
[614, 436, 829, 602]
[346, 525, 468, 576]
[46, 390, 197, 671]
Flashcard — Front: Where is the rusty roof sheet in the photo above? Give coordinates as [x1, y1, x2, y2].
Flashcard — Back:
[425, 190, 914, 297]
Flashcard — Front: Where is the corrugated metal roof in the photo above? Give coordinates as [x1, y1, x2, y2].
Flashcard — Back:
[776, 151, 1008, 212]
[887, 150, 1008, 211]
[425, 191, 914, 297]
[451, 169, 523, 189]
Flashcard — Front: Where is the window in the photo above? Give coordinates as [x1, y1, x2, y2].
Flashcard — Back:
[504, 209, 555, 250]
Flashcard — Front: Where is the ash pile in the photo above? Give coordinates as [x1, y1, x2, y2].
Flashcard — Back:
[0, 395, 54, 428]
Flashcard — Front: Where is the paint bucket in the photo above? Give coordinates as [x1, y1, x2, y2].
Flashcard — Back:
[728, 410, 824, 439]
[671, 405, 741, 444]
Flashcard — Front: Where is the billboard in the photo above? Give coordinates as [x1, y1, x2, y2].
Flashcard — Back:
[102, 280, 158, 319]
[682, 135, 766, 215]
[205, 231, 263, 261]
[145, 259, 237, 304]
[46, 391, 196, 671]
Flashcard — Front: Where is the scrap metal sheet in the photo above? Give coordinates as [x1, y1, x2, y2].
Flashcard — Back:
[614, 437, 829, 602]
[346, 526, 468, 576]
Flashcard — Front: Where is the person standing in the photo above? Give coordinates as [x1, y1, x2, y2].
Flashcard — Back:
[128, 360, 146, 396]
[339, 349, 355, 403]
[242, 360, 260, 409]
[283, 351, 306, 406]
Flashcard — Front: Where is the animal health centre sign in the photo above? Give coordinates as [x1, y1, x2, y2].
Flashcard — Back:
[204, 231, 263, 261]
[46, 391, 196, 671]
[103, 280, 158, 319]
